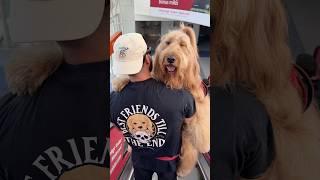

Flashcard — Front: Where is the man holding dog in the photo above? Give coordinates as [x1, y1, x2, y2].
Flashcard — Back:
[110, 33, 196, 180]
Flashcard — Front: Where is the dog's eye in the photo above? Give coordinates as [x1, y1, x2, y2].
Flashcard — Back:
[166, 41, 171, 45]
[133, 123, 137, 125]
[180, 42, 186, 47]
[142, 122, 145, 124]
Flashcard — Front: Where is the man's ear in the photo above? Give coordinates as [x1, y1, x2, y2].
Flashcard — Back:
[146, 54, 153, 72]
[145, 54, 151, 64]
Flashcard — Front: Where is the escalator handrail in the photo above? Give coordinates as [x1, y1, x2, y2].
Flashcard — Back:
[198, 154, 211, 180]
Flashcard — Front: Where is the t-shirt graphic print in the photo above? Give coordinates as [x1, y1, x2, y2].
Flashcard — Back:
[116, 105, 167, 149]
[110, 78, 196, 171]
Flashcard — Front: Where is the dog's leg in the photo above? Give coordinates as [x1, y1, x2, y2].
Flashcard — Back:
[111, 76, 130, 92]
[177, 129, 198, 177]
[189, 97, 211, 153]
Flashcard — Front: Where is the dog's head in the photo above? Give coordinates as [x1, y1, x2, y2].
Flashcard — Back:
[127, 114, 154, 135]
[153, 24, 201, 90]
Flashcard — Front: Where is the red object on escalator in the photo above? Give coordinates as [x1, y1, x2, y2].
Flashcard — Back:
[110, 126, 130, 180]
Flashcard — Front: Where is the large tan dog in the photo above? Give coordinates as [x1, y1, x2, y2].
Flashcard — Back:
[213, 0, 320, 179]
[112, 25, 210, 176]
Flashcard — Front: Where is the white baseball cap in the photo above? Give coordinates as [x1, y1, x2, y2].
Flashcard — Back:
[6, 0, 105, 42]
[112, 33, 148, 75]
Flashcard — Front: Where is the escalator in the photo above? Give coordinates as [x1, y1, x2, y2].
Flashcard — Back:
[118, 153, 210, 180]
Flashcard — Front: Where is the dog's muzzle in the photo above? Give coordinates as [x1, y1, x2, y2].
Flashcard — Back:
[167, 56, 175, 64]
[164, 56, 177, 74]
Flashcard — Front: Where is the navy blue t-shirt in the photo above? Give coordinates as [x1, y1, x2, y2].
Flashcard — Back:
[0, 62, 108, 180]
[110, 78, 196, 172]
[213, 85, 274, 179]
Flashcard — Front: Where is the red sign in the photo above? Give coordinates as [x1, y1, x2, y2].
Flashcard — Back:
[150, 0, 194, 10]
[148, 0, 210, 27]
[110, 127, 125, 180]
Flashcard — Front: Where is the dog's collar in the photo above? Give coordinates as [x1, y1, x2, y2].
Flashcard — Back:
[201, 80, 209, 96]
[290, 64, 314, 111]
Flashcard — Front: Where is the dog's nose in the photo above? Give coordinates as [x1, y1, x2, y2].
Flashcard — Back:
[167, 56, 175, 64]
[138, 126, 143, 129]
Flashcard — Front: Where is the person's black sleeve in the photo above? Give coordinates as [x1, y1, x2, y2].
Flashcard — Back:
[0, 165, 8, 180]
[183, 91, 196, 118]
[234, 89, 275, 179]
[213, 87, 274, 180]
[0, 93, 16, 180]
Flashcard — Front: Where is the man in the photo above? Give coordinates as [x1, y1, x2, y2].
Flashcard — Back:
[0, 0, 108, 179]
[110, 33, 196, 180]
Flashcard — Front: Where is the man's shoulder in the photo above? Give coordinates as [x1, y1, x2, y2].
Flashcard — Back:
[0, 92, 45, 135]
[231, 86, 269, 121]
[178, 89, 193, 100]
[146, 78, 165, 87]
[214, 85, 270, 127]
[214, 85, 264, 109]
[0, 93, 16, 109]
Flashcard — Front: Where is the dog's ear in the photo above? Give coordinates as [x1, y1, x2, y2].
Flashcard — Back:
[159, 34, 167, 44]
[180, 25, 197, 49]
[152, 47, 163, 80]
[127, 118, 133, 129]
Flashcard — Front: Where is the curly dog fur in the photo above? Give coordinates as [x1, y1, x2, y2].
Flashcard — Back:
[5, 45, 63, 95]
[213, 0, 320, 179]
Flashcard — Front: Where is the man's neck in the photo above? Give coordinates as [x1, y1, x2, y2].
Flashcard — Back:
[59, 40, 107, 65]
[57, 17, 107, 65]
[129, 72, 152, 82]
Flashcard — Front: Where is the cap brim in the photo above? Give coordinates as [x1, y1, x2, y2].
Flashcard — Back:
[112, 57, 143, 75]
[8, 0, 105, 42]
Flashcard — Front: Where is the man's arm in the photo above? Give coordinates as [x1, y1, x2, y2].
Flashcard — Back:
[0, 94, 17, 180]
[213, 86, 275, 179]
[235, 89, 275, 179]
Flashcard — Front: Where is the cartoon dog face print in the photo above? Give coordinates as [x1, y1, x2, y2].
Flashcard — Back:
[127, 114, 156, 142]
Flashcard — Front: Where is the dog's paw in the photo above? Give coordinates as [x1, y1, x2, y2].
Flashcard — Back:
[111, 76, 130, 92]
[197, 144, 210, 153]
[178, 134, 198, 177]
[177, 166, 193, 177]
[192, 135, 210, 153]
